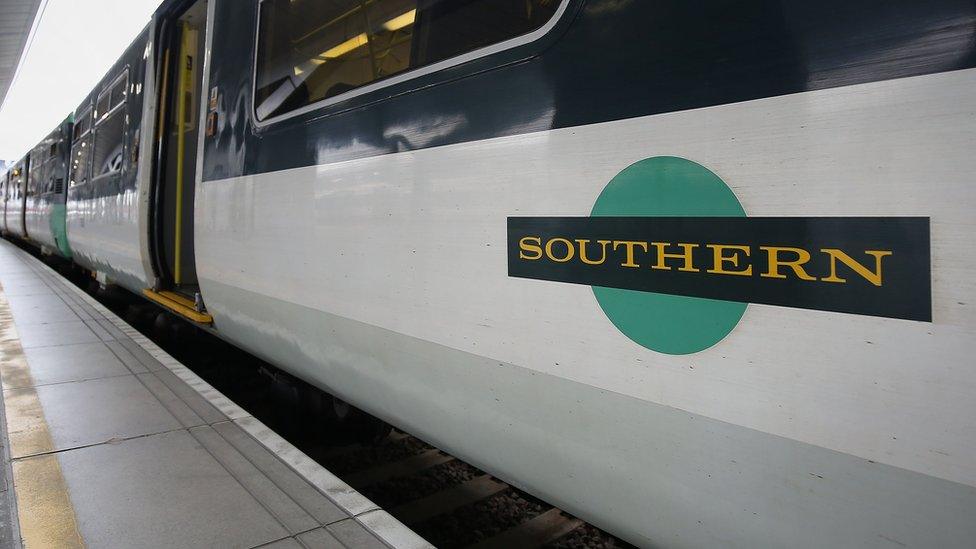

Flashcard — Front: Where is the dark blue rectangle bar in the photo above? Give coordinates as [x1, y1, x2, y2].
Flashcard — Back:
[507, 216, 931, 321]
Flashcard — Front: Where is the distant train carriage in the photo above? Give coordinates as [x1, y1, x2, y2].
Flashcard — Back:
[24, 117, 73, 258]
[5, 156, 29, 240]
[0, 169, 8, 235]
[5, 0, 976, 547]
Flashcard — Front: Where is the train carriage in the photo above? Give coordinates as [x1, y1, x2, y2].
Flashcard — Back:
[65, 27, 153, 293]
[4, 0, 976, 547]
[5, 156, 30, 240]
[189, 0, 976, 546]
[24, 117, 74, 258]
[0, 169, 7, 234]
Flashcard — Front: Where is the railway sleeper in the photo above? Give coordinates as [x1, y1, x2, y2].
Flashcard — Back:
[345, 448, 455, 487]
[468, 508, 584, 549]
[392, 474, 509, 526]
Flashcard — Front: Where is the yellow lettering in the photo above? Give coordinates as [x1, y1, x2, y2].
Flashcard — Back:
[612, 241, 649, 268]
[545, 238, 575, 263]
[650, 242, 699, 272]
[820, 249, 892, 286]
[760, 246, 817, 280]
[577, 239, 612, 265]
[518, 236, 543, 260]
[706, 244, 752, 276]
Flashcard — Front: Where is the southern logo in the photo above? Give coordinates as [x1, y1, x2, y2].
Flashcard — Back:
[507, 157, 930, 354]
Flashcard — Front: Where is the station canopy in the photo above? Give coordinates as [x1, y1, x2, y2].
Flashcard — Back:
[0, 0, 43, 110]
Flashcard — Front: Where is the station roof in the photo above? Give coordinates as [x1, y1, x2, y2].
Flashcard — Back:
[0, 0, 43, 110]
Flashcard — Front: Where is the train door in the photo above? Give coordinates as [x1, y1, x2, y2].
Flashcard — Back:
[24, 144, 45, 242]
[1, 172, 7, 234]
[150, 0, 209, 307]
[16, 158, 29, 237]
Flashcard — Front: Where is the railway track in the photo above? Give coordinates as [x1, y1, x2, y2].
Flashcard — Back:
[34, 251, 632, 548]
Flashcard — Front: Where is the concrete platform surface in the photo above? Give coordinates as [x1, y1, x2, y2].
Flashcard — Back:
[0, 239, 432, 549]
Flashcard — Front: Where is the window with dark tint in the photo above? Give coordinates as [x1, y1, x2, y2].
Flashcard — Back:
[95, 93, 111, 123]
[27, 147, 45, 196]
[92, 72, 128, 180]
[110, 78, 127, 107]
[255, 0, 561, 121]
[71, 108, 93, 186]
[73, 108, 92, 142]
[41, 141, 56, 193]
[95, 73, 127, 123]
[9, 168, 20, 200]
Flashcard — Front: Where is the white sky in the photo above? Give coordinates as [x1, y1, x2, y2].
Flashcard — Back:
[0, 0, 163, 160]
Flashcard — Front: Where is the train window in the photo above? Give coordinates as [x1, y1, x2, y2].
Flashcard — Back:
[254, 0, 563, 121]
[71, 107, 93, 186]
[92, 114, 125, 178]
[73, 108, 92, 141]
[70, 136, 92, 186]
[12, 168, 22, 199]
[110, 78, 127, 107]
[92, 71, 128, 181]
[27, 150, 43, 196]
[95, 94, 111, 123]
[96, 71, 128, 122]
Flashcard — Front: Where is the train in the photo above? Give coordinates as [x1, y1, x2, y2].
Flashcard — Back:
[2, 0, 975, 547]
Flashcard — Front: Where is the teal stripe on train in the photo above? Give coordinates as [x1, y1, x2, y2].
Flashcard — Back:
[49, 203, 71, 259]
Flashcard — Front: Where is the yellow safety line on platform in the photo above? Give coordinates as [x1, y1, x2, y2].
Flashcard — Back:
[143, 288, 213, 324]
[0, 284, 86, 549]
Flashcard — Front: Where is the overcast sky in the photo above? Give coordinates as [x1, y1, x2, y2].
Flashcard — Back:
[0, 0, 163, 160]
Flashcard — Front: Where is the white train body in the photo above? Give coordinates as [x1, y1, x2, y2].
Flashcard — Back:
[4, 0, 975, 546]
[198, 68, 976, 547]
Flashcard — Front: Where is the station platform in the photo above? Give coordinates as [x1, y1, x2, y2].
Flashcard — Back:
[0, 240, 431, 549]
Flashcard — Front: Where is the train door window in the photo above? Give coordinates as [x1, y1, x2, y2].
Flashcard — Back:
[27, 148, 44, 197]
[17, 167, 24, 200]
[72, 110, 91, 141]
[92, 71, 128, 180]
[111, 77, 127, 107]
[95, 93, 111, 124]
[43, 140, 58, 193]
[71, 107, 93, 187]
[255, 0, 563, 121]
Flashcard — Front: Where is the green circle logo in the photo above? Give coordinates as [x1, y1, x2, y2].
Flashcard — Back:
[590, 156, 747, 354]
